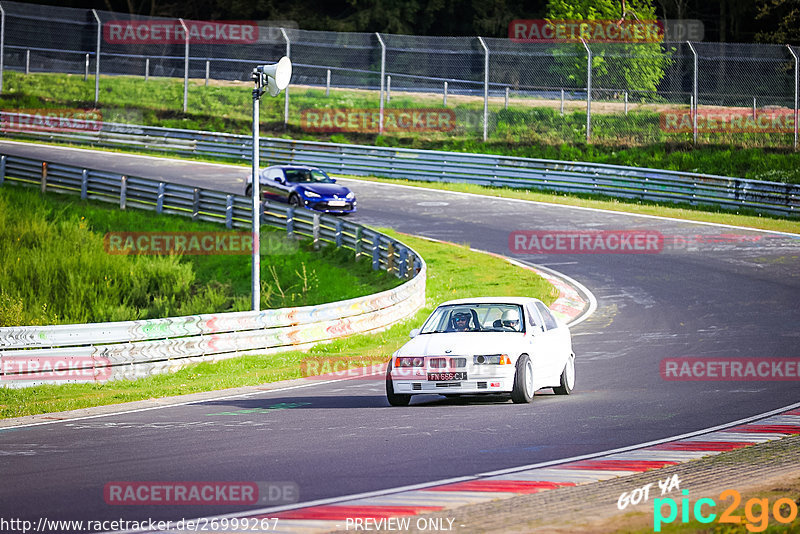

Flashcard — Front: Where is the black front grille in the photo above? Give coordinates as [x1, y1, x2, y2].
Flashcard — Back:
[435, 382, 462, 388]
[477, 382, 487, 389]
[412, 383, 422, 390]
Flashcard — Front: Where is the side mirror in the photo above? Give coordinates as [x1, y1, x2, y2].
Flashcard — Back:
[275, 176, 284, 184]
[409, 328, 420, 338]
[329, 177, 337, 183]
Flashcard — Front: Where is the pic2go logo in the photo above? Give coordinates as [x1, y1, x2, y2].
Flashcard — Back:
[654, 489, 799, 532]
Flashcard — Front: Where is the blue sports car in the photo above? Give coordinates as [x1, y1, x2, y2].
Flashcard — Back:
[244, 165, 357, 214]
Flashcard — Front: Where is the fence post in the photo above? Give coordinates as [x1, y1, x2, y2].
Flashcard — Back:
[120, 176, 127, 210]
[386, 75, 391, 102]
[225, 194, 233, 229]
[145, 58, 149, 81]
[205, 60, 210, 86]
[560, 88, 564, 115]
[505, 86, 509, 109]
[0, 3, 4, 94]
[624, 91, 628, 115]
[179, 18, 189, 113]
[41, 162, 47, 193]
[478, 37, 489, 142]
[0, 155, 6, 186]
[81, 169, 88, 199]
[92, 9, 101, 104]
[443, 81, 448, 106]
[25, 49, 29, 74]
[156, 182, 165, 213]
[581, 39, 591, 141]
[84, 54, 89, 81]
[688, 41, 698, 145]
[788, 45, 799, 150]
[326, 69, 330, 96]
[280, 28, 290, 130]
[376, 32, 386, 134]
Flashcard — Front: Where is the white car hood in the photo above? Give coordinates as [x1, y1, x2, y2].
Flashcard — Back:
[397, 332, 524, 357]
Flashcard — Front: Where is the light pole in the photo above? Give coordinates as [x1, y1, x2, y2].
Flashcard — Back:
[251, 57, 292, 311]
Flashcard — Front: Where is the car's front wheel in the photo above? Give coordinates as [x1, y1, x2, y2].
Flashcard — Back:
[386, 363, 411, 407]
[511, 354, 534, 404]
[289, 194, 302, 208]
[553, 353, 575, 395]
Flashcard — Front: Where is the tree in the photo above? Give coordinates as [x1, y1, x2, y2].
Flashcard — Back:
[546, 0, 673, 93]
[754, 0, 800, 45]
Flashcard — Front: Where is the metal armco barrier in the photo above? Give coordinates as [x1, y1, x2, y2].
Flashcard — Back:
[1, 114, 797, 216]
[0, 153, 426, 388]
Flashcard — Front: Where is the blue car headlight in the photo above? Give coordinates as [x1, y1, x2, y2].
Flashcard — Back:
[346, 191, 355, 199]
[303, 190, 321, 199]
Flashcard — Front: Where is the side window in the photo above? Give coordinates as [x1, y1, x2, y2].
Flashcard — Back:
[535, 302, 558, 331]
[267, 168, 283, 181]
[526, 305, 544, 331]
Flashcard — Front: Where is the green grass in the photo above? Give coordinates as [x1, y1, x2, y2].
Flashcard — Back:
[0, 231, 555, 418]
[0, 183, 400, 326]
[3, 71, 800, 183]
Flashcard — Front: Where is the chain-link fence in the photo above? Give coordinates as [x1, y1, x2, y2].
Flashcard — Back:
[0, 0, 797, 149]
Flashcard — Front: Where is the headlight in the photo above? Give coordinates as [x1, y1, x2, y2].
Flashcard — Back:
[395, 356, 425, 368]
[303, 190, 321, 198]
[346, 191, 355, 199]
[473, 354, 510, 365]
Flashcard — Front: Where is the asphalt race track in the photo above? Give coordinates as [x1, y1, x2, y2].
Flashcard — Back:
[1, 141, 799, 530]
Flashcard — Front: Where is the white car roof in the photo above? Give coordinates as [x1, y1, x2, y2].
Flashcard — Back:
[437, 296, 544, 307]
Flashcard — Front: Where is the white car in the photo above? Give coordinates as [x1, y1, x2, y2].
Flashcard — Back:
[386, 297, 575, 406]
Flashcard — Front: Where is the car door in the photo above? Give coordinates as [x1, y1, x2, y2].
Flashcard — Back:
[534, 301, 569, 380]
[261, 168, 286, 201]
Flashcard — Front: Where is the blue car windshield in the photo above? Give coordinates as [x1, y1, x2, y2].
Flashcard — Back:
[284, 169, 332, 184]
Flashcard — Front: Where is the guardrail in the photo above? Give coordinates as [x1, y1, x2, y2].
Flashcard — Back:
[1, 114, 797, 216]
[0, 153, 426, 388]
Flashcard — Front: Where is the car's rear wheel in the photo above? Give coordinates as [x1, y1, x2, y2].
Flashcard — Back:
[553, 353, 575, 395]
[386, 363, 411, 407]
[245, 185, 252, 197]
[511, 354, 534, 404]
[289, 194, 302, 208]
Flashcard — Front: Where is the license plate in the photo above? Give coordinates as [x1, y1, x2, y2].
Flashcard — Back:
[427, 372, 466, 381]
[328, 200, 347, 207]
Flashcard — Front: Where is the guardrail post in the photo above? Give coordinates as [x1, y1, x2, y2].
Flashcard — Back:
[192, 188, 200, 220]
[312, 213, 320, 249]
[326, 69, 331, 96]
[41, 162, 47, 193]
[376, 32, 386, 134]
[92, 9, 101, 104]
[333, 220, 343, 247]
[120, 176, 127, 210]
[225, 195, 233, 229]
[286, 206, 294, 235]
[478, 37, 489, 142]
[372, 234, 380, 271]
[156, 182, 165, 213]
[0, 155, 5, 186]
[81, 169, 88, 199]
[399, 247, 408, 279]
[355, 226, 362, 259]
[386, 241, 395, 274]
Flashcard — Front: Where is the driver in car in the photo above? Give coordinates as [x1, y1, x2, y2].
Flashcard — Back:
[500, 309, 521, 331]
[450, 310, 472, 332]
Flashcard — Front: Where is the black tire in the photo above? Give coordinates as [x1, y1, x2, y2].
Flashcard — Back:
[386, 363, 411, 407]
[245, 184, 252, 197]
[511, 354, 534, 404]
[553, 354, 575, 395]
[289, 194, 302, 208]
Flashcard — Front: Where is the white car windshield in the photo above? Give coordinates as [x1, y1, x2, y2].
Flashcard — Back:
[420, 304, 525, 333]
